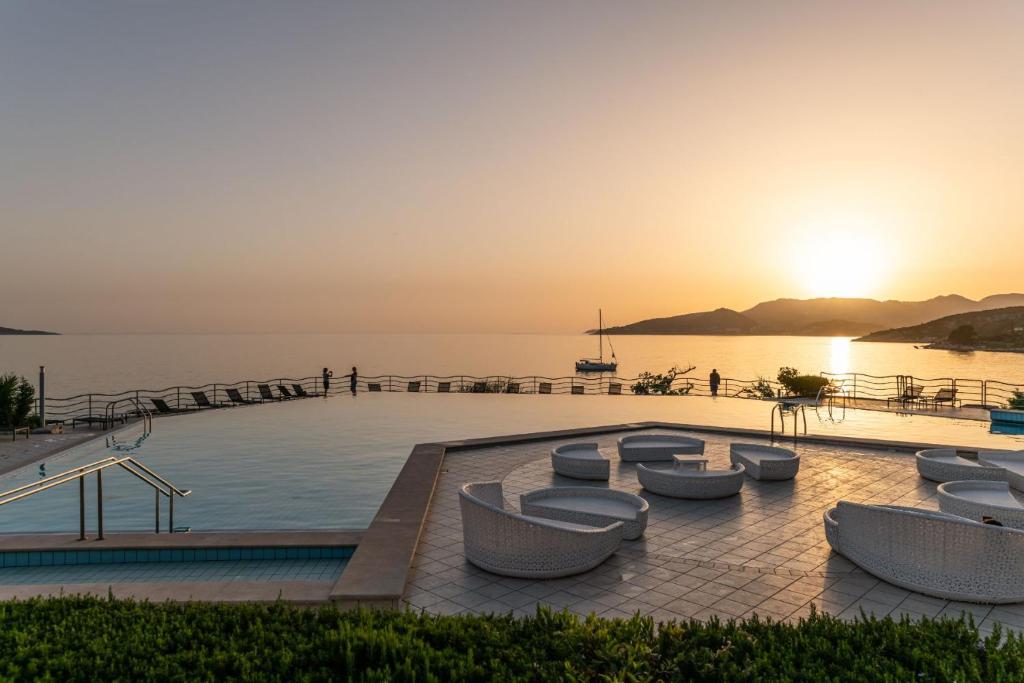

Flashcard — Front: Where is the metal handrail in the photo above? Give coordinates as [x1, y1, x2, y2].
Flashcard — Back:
[0, 456, 190, 539]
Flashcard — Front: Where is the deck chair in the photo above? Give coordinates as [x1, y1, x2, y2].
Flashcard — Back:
[437, 382, 451, 393]
[538, 382, 552, 395]
[257, 384, 284, 401]
[472, 381, 487, 393]
[368, 383, 382, 392]
[887, 384, 923, 408]
[608, 383, 622, 395]
[407, 381, 421, 392]
[925, 387, 960, 409]
[506, 382, 520, 394]
[291, 384, 318, 398]
[150, 398, 190, 414]
[277, 384, 296, 399]
[571, 385, 584, 395]
[191, 391, 225, 409]
[226, 388, 257, 405]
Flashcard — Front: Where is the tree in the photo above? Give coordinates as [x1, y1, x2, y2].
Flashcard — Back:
[948, 324, 977, 346]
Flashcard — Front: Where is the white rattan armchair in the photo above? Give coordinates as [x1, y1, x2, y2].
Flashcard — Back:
[458, 481, 623, 578]
[915, 448, 1007, 484]
[729, 443, 799, 481]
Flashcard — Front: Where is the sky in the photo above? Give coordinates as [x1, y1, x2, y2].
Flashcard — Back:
[1, 1, 1022, 334]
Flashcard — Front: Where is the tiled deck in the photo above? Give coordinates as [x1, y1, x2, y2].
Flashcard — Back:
[405, 429, 1024, 635]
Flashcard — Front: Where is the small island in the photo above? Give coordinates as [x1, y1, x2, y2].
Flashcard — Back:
[0, 326, 59, 335]
[855, 306, 1024, 353]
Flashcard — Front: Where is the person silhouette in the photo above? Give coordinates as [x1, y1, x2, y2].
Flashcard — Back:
[345, 366, 358, 395]
[322, 367, 333, 396]
[710, 368, 721, 397]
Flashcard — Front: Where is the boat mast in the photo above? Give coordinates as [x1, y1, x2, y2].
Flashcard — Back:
[598, 308, 604, 361]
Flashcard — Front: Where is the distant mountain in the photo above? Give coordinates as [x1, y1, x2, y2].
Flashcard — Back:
[0, 326, 58, 335]
[856, 306, 1024, 348]
[600, 293, 1024, 336]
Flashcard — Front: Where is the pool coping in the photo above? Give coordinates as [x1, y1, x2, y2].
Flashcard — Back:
[329, 420, 997, 608]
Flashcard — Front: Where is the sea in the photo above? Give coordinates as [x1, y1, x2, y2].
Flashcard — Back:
[1, 333, 1021, 398]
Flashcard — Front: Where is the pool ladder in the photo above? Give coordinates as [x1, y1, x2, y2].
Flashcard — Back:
[0, 456, 191, 539]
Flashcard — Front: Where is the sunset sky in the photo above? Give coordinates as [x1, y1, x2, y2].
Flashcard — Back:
[2, 1, 1022, 334]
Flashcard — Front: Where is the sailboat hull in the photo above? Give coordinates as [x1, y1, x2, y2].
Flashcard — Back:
[576, 361, 618, 372]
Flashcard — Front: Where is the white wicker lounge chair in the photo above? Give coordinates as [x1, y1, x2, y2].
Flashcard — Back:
[729, 443, 799, 481]
[458, 481, 623, 578]
[636, 462, 745, 499]
[938, 481, 1024, 529]
[915, 448, 1008, 483]
[520, 487, 649, 540]
[977, 451, 1024, 491]
[617, 434, 704, 462]
[824, 500, 1024, 603]
[550, 443, 610, 481]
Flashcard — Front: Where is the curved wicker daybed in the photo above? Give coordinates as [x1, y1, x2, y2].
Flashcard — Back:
[915, 448, 1007, 484]
[617, 434, 704, 462]
[824, 500, 1024, 603]
[520, 487, 649, 540]
[550, 443, 610, 481]
[458, 481, 623, 578]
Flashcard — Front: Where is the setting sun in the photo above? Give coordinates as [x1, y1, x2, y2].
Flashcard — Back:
[793, 221, 891, 299]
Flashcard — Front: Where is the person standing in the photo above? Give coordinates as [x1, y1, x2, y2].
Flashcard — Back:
[709, 368, 721, 397]
[322, 367, 333, 396]
[345, 366, 358, 395]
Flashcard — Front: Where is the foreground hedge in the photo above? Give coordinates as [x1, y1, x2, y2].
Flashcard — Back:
[0, 598, 1022, 682]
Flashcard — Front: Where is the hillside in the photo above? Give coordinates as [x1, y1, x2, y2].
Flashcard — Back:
[600, 293, 1024, 336]
[855, 306, 1024, 351]
[0, 326, 58, 335]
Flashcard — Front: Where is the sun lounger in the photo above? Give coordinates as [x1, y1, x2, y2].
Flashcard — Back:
[921, 387, 960, 410]
[407, 381, 421, 392]
[190, 391, 226, 409]
[257, 384, 285, 401]
[291, 384, 318, 398]
[276, 384, 298, 399]
[571, 385, 584, 395]
[225, 388, 257, 405]
[608, 383, 622, 395]
[506, 382, 520, 394]
[367, 383, 382, 392]
[538, 382, 552, 395]
[437, 382, 451, 393]
[150, 398, 192, 414]
[887, 384, 923, 408]
[472, 381, 487, 393]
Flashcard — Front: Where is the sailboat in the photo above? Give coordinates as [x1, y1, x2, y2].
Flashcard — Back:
[576, 309, 618, 372]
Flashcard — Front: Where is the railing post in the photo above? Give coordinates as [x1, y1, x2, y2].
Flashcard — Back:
[88, 394, 93, 421]
[169, 492, 174, 534]
[982, 380, 987, 407]
[177, 387, 181, 410]
[38, 366, 46, 427]
[79, 475, 86, 541]
[96, 470, 104, 541]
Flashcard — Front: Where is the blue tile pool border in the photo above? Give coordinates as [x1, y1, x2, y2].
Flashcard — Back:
[0, 545, 355, 569]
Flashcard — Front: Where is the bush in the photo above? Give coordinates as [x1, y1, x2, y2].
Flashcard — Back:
[1009, 390, 1024, 410]
[0, 599, 1022, 681]
[948, 324, 978, 346]
[0, 373, 35, 429]
[748, 377, 776, 399]
[631, 366, 692, 395]
[776, 367, 830, 397]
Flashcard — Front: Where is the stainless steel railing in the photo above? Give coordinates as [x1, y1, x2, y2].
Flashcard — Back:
[0, 456, 191, 538]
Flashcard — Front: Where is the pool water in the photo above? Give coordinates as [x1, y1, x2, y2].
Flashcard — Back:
[1, 394, 1020, 533]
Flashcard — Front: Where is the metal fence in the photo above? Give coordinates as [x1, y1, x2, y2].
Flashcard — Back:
[38, 370, 1022, 425]
[819, 372, 1022, 408]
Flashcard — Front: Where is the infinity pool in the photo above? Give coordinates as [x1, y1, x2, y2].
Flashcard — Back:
[1, 394, 1020, 533]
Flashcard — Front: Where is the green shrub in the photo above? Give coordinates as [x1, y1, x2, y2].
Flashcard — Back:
[776, 367, 830, 397]
[631, 366, 692, 395]
[0, 373, 35, 428]
[1009, 390, 1024, 410]
[0, 599, 1022, 681]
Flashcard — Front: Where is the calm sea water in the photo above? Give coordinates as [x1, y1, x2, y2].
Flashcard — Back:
[0, 333, 1021, 397]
